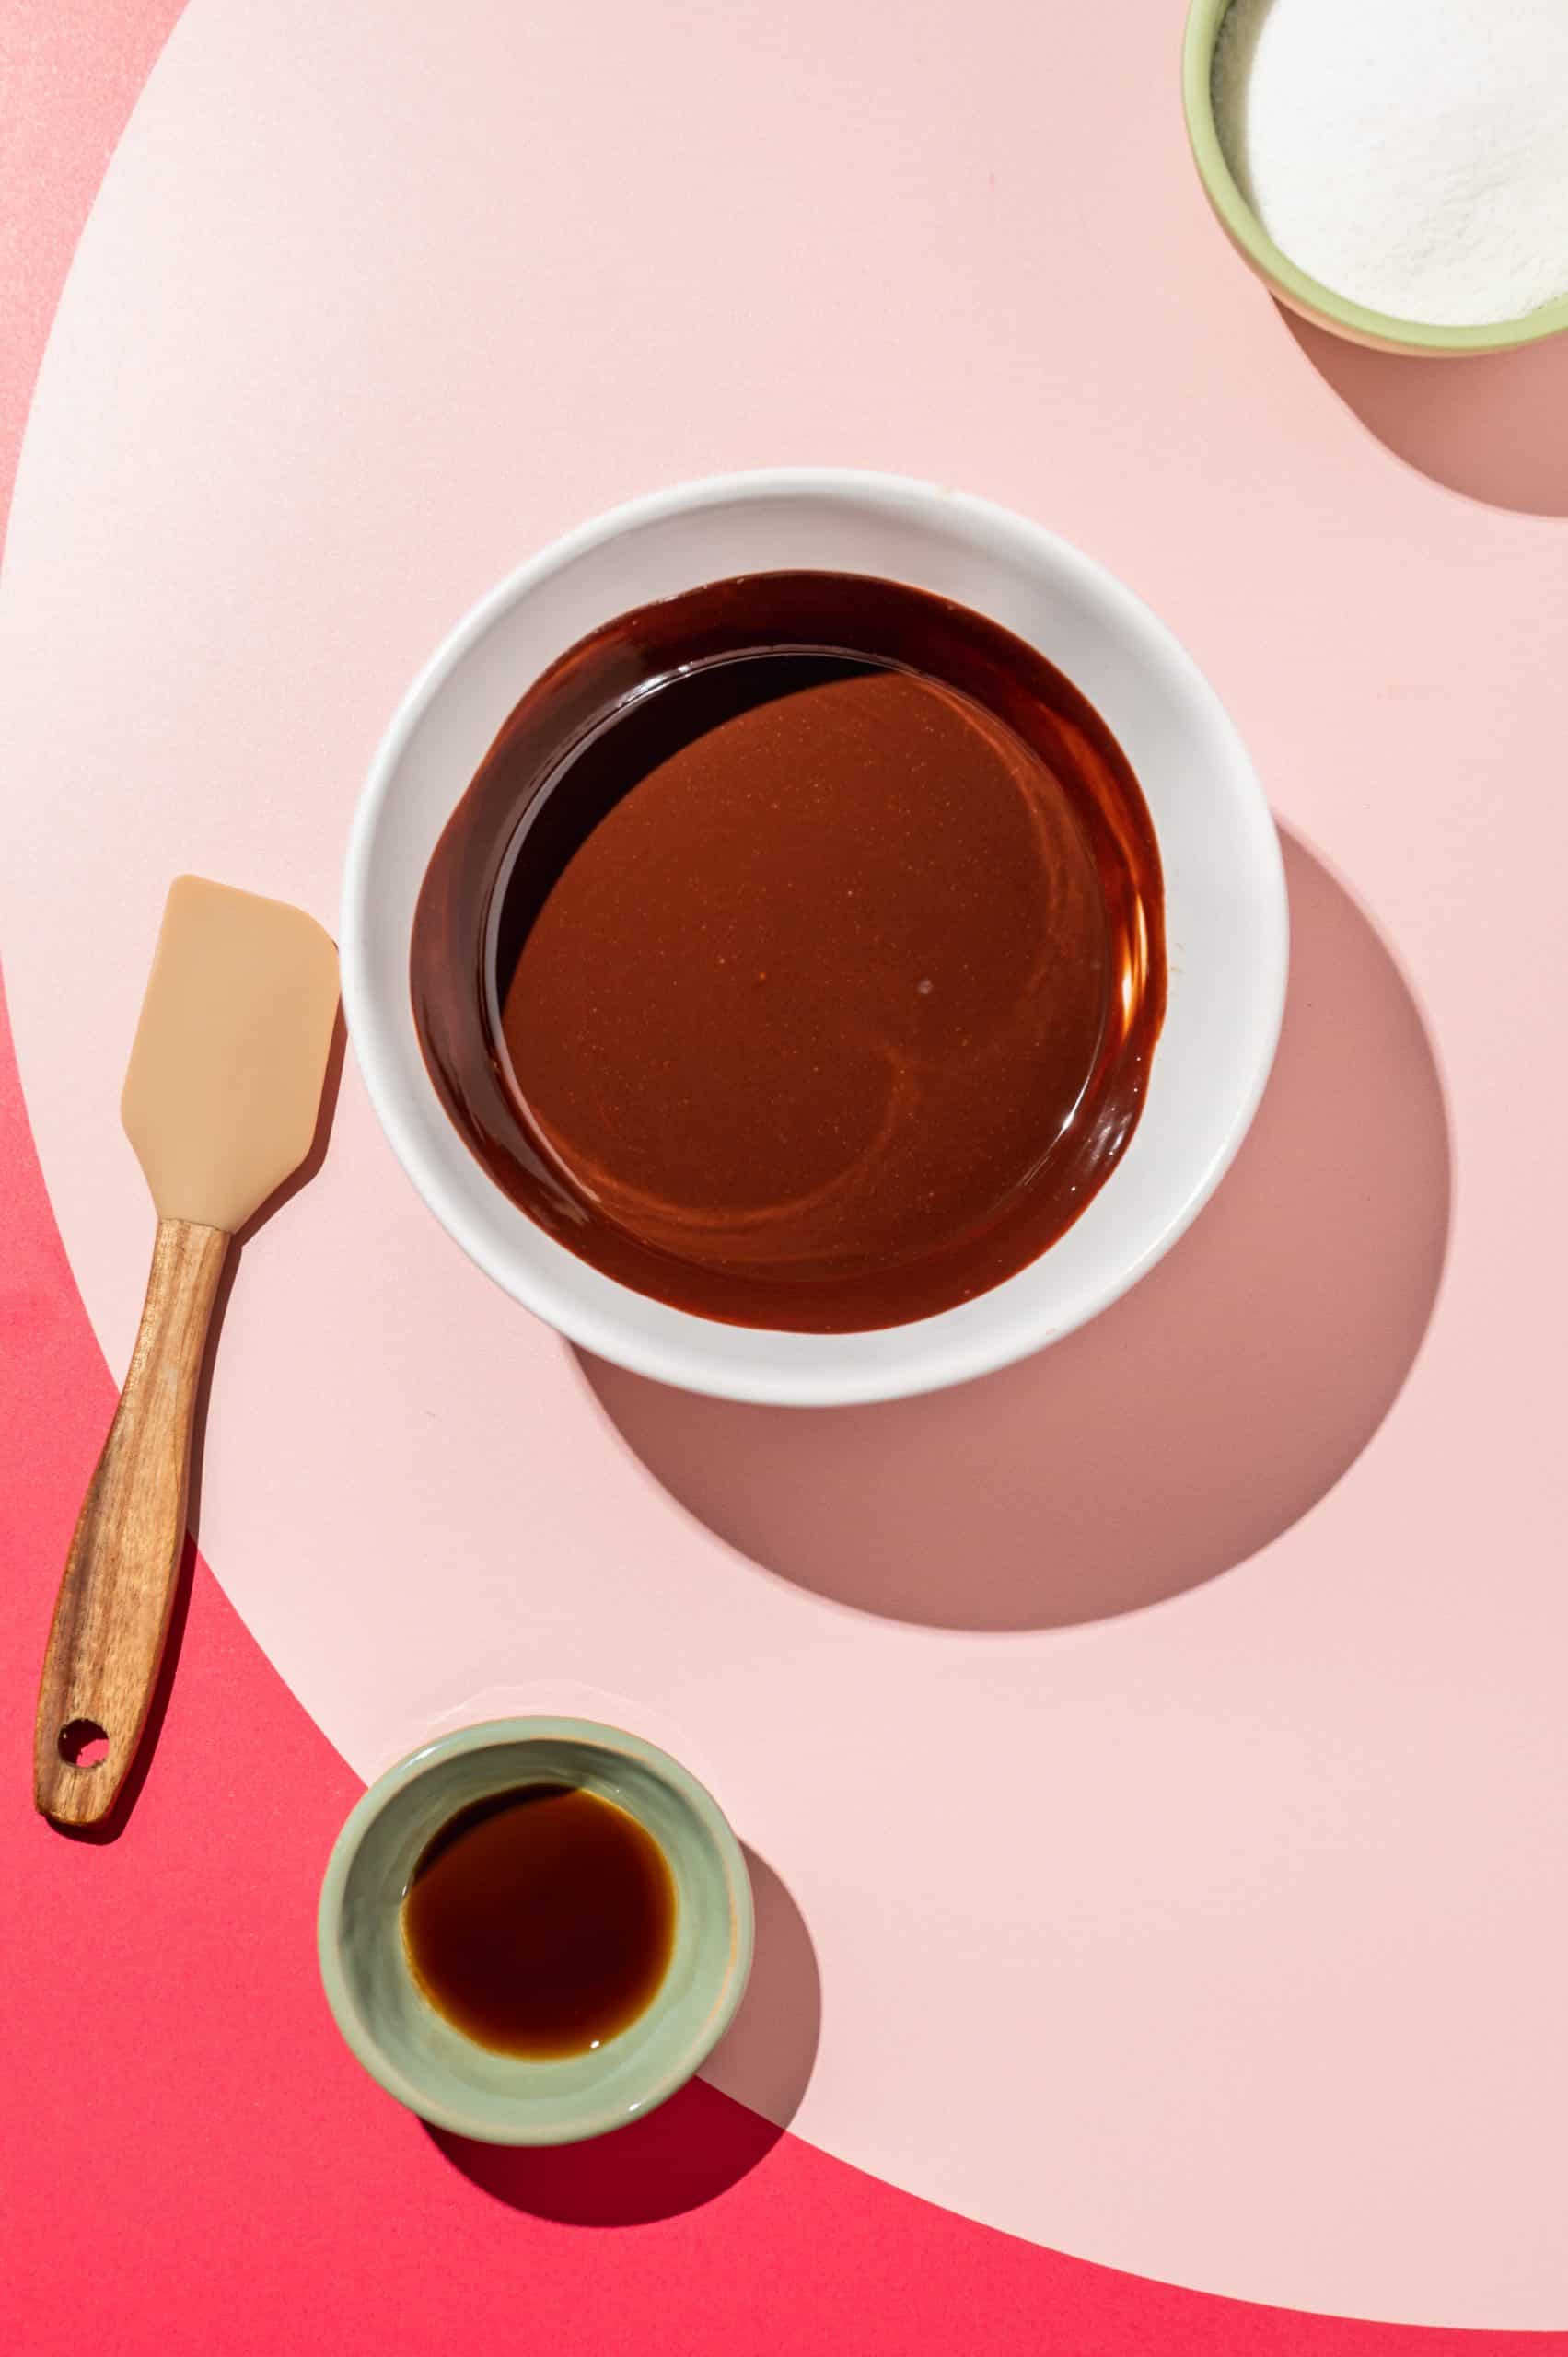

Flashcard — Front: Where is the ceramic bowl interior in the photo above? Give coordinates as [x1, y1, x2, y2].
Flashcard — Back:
[317, 1719, 753, 2145]
[1182, 0, 1568, 355]
[342, 467, 1287, 1406]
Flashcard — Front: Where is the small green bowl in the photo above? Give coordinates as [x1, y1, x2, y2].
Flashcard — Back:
[1182, 0, 1568, 356]
[318, 1717, 753, 2145]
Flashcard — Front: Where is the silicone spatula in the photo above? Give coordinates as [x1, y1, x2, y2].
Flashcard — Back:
[34, 877, 339, 1828]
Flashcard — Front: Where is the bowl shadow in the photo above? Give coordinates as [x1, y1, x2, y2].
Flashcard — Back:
[1283, 306, 1568, 517]
[424, 1847, 819, 2225]
[575, 830, 1451, 1631]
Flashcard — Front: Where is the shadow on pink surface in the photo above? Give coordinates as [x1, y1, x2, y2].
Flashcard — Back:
[579, 831, 1451, 1630]
[1283, 308, 1568, 517]
[427, 1848, 819, 2223]
[429, 2078, 782, 2226]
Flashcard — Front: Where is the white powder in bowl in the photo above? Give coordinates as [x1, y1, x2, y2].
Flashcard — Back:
[1212, 0, 1568, 327]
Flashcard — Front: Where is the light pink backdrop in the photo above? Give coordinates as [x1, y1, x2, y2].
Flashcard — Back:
[4, 0, 1567, 2328]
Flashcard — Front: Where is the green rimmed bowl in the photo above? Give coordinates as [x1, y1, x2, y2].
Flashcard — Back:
[1182, 0, 1568, 356]
[318, 1718, 753, 2144]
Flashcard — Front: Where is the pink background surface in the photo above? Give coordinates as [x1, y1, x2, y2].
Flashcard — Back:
[5, 0, 1568, 2346]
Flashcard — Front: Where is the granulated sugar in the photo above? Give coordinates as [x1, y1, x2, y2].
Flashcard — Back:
[1213, 0, 1568, 326]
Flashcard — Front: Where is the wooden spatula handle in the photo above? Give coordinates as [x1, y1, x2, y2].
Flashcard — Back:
[34, 1217, 230, 1827]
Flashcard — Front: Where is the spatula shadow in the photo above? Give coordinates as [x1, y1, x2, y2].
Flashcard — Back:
[232, 1004, 347, 1245]
[52, 1007, 346, 1842]
[50, 1528, 200, 1845]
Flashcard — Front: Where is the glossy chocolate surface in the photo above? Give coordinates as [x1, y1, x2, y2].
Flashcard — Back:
[412, 573, 1165, 1332]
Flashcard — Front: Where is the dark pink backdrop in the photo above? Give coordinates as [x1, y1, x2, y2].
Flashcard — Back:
[1, 5, 1560, 2348]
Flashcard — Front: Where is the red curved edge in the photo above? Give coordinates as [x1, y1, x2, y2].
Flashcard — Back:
[1, 6, 1560, 2348]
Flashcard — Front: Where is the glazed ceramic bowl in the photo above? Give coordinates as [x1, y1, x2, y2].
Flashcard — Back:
[342, 468, 1286, 1406]
[317, 1718, 753, 2145]
[1182, 0, 1568, 356]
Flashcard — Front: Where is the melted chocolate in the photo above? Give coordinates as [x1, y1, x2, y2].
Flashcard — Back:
[412, 572, 1165, 1332]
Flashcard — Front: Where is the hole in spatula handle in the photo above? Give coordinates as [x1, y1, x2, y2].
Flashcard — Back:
[58, 1719, 110, 1768]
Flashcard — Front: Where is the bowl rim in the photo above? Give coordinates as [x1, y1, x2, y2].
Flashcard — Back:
[342, 463, 1288, 1407]
[1182, 0, 1568, 356]
[316, 1715, 756, 2145]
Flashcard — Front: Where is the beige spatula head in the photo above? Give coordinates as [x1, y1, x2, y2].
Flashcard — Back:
[36, 877, 339, 1828]
[122, 875, 340, 1229]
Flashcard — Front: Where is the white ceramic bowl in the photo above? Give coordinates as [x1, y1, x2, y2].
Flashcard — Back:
[342, 469, 1286, 1407]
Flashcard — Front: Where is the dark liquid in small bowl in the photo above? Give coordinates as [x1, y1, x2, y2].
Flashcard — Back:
[412, 572, 1165, 1332]
[402, 1785, 675, 2059]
